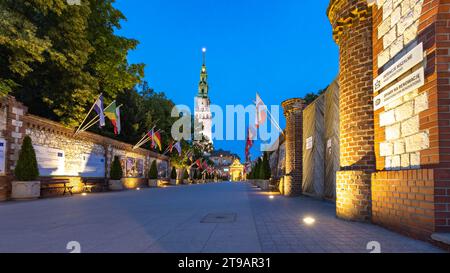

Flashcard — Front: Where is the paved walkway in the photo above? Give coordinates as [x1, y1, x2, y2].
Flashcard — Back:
[0, 182, 444, 253]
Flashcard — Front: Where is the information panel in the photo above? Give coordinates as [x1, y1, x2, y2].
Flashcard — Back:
[33, 145, 65, 176]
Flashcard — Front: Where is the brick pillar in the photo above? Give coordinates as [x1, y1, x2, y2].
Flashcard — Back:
[327, 0, 375, 221]
[282, 98, 304, 197]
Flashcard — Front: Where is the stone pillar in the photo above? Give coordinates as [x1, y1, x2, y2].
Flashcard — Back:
[327, 0, 374, 221]
[282, 98, 304, 197]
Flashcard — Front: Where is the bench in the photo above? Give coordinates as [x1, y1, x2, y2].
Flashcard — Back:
[82, 178, 107, 193]
[41, 179, 73, 196]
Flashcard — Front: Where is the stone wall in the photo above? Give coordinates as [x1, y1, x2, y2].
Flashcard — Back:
[0, 96, 169, 200]
[371, 0, 450, 237]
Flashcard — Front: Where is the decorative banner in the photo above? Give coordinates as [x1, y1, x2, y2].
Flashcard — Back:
[374, 67, 425, 111]
[374, 43, 423, 93]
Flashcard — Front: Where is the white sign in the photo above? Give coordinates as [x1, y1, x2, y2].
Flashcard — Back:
[34, 145, 65, 176]
[306, 137, 313, 150]
[0, 139, 5, 175]
[374, 43, 424, 93]
[79, 154, 105, 177]
[374, 67, 425, 111]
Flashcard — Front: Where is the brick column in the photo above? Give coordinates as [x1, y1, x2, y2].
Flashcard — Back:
[327, 0, 375, 221]
[282, 98, 304, 197]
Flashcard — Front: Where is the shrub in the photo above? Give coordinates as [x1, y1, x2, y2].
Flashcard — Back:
[183, 169, 189, 180]
[14, 136, 39, 181]
[148, 160, 158, 179]
[260, 152, 271, 180]
[110, 156, 123, 180]
[170, 167, 177, 179]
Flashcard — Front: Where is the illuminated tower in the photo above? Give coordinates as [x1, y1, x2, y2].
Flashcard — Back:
[194, 48, 213, 143]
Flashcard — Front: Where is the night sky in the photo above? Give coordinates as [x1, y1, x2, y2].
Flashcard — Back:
[114, 0, 339, 160]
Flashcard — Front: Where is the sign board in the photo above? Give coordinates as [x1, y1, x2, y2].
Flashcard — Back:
[0, 139, 5, 175]
[374, 67, 425, 111]
[374, 43, 424, 93]
[34, 145, 65, 176]
[306, 137, 313, 150]
[79, 153, 105, 177]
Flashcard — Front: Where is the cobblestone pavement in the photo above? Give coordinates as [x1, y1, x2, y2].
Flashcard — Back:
[0, 182, 444, 253]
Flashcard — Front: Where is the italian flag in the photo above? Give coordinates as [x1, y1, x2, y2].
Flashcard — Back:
[105, 101, 121, 135]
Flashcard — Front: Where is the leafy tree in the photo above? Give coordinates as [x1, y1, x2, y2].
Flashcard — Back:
[148, 160, 158, 179]
[170, 167, 177, 180]
[110, 156, 123, 180]
[2, 0, 143, 126]
[14, 136, 39, 181]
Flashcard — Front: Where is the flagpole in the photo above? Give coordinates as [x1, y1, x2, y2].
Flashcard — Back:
[75, 93, 102, 135]
[76, 100, 117, 134]
[133, 126, 156, 150]
[133, 129, 162, 150]
[253, 94, 285, 135]
[133, 121, 159, 149]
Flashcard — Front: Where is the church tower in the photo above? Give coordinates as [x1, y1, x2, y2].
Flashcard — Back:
[194, 48, 213, 143]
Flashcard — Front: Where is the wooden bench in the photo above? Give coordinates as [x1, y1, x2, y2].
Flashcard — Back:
[82, 178, 107, 193]
[41, 179, 73, 196]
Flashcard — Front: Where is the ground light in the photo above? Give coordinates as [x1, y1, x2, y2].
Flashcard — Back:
[81, 193, 87, 196]
[136, 188, 141, 191]
[269, 195, 275, 200]
[303, 217, 316, 225]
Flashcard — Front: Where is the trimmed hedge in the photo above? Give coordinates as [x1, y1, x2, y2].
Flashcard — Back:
[14, 136, 39, 181]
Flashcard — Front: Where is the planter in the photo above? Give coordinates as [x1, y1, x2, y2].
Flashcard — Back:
[176, 179, 183, 185]
[148, 179, 158, 188]
[108, 179, 124, 191]
[11, 181, 41, 200]
[170, 179, 177, 186]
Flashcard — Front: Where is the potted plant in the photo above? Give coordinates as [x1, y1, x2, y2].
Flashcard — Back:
[148, 160, 158, 187]
[109, 156, 124, 191]
[11, 136, 41, 200]
[181, 169, 189, 185]
[170, 167, 177, 185]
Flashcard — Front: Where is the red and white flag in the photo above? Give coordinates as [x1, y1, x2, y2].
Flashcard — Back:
[255, 93, 267, 129]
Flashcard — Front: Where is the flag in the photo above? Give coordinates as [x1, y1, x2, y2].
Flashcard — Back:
[255, 93, 267, 129]
[245, 126, 255, 161]
[173, 142, 182, 156]
[104, 101, 121, 135]
[93, 95, 105, 127]
[115, 107, 121, 134]
[153, 131, 162, 151]
[202, 160, 208, 170]
[195, 159, 203, 169]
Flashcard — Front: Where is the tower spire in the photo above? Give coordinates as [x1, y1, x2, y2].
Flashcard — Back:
[198, 47, 208, 98]
[202, 47, 206, 65]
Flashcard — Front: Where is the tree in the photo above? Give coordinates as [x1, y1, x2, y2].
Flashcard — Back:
[148, 160, 158, 179]
[259, 152, 271, 180]
[170, 167, 177, 180]
[14, 136, 39, 181]
[110, 156, 123, 180]
[2, 1, 144, 126]
[183, 169, 189, 180]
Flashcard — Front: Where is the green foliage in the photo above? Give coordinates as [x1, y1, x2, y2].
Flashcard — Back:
[302, 86, 328, 105]
[110, 156, 123, 180]
[183, 169, 189, 180]
[170, 167, 177, 180]
[1, 0, 143, 126]
[148, 160, 158, 179]
[14, 136, 39, 181]
[259, 152, 271, 180]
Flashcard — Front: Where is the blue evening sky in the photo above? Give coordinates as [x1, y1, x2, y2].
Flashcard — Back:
[114, 0, 338, 160]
